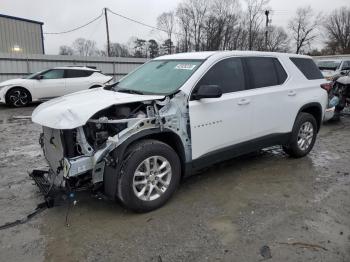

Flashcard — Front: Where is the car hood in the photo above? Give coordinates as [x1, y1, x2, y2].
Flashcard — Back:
[32, 88, 164, 129]
[0, 78, 27, 86]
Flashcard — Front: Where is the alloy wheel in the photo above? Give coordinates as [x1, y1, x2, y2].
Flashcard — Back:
[297, 121, 314, 151]
[132, 156, 172, 201]
[9, 90, 29, 107]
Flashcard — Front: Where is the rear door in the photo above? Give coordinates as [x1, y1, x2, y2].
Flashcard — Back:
[64, 69, 94, 94]
[189, 57, 253, 160]
[33, 69, 66, 99]
[242, 57, 293, 138]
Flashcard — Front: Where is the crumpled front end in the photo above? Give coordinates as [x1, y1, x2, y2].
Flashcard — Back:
[35, 92, 192, 198]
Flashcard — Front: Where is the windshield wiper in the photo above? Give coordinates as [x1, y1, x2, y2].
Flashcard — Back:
[117, 89, 144, 95]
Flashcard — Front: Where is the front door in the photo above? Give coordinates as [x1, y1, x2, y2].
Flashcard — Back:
[33, 69, 66, 100]
[189, 57, 252, 160]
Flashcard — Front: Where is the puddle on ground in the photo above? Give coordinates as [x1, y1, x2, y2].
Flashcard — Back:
[0, 144, 42, 159]
[0, 116, 32, 124]
[310, 150, 341, 168]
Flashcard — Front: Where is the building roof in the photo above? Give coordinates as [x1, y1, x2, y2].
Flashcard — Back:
[0, 13, 44, 25]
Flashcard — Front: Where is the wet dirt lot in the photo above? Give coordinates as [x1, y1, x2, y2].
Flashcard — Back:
[0, 104, 349, 262]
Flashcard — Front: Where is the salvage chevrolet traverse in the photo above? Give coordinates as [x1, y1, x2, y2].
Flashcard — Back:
[31, 51, 328, 212]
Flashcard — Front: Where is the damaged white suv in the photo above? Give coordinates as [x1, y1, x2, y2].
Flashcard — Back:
[32, 51, 328, 212]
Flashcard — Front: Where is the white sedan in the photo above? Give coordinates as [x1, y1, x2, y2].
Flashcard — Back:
[0, 66, 112, 107]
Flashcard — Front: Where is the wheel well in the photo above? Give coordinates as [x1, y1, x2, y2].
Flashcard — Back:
[5, 86, 32, 104]
[89, 85, 102, 89]
[126, 132, 186, 177]
[300, 104, 322, 131]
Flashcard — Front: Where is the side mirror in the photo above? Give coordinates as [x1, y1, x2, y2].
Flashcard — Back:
[192, 85, 222, 100]
[36, 75, 44, 80]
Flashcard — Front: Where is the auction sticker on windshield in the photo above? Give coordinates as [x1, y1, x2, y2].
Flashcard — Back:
[175, 64, 197, 70]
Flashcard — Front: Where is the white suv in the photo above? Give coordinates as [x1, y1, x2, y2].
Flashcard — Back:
[0, 66, 112, 107]
[31, 51, 328, 212]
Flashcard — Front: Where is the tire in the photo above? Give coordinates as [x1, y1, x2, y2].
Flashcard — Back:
[117, 139, 181, 212]
[283, 112, 317, 158]
[6, 87, 31, 107]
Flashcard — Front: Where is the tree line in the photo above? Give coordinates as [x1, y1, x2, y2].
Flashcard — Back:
[59, 0, 350, 57]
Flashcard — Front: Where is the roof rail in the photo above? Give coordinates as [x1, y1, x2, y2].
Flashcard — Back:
[64, 65, 97, 69]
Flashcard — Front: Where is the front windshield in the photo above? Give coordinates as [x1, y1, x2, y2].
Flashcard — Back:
[116, 60, 203, 95]
[317, 60, 341, 71]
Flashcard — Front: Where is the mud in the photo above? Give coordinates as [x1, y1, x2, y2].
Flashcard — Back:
[0, 103, 349, 262]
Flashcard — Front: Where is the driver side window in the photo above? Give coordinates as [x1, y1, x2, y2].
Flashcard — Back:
[196, 58, 245, 94]
[41, 69, 64, 79]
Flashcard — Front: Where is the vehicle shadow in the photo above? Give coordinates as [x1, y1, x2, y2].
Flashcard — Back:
[58, 147, 294, 216]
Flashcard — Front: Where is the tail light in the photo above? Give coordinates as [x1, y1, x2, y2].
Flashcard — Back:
[320, 83, 332, 92]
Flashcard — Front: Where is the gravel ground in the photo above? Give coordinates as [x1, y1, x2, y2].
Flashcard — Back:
[0, 103, 349, 262]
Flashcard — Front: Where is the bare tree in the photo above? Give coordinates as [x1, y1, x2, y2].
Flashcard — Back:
[59, 45, 74, 55]
[266, 26, 290, 52]
[183, 0, 209, 51]
[245, 0, 269, 50]
[204, 0, 241, 50]
[157, 12, 175, 54]
[288, 6, 320, 54]
[176, 3, 192, 52]
[324, 7, 350, 54]
[72, 38, 99, 56]
[109, 43, 130, 57]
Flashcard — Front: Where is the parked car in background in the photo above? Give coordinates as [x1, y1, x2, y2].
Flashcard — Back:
[316, 59, 350, 80]
[31, 51, 329, 212]
[0, 66, 113, 107]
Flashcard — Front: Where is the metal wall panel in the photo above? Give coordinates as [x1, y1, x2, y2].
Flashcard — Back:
[0, 53, 147, 82]
[0, 16, 44, 54]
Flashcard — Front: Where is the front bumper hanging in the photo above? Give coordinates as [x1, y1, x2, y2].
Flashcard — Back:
[29, 169, 66, 208]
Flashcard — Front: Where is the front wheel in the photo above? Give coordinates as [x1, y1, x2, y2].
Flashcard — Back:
[283, 112, 317, 158]
[117, 139, 181, 212]
[6, 88, 31, 107]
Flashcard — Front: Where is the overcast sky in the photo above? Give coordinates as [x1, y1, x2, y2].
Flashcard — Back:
[2, 0, 349, 54]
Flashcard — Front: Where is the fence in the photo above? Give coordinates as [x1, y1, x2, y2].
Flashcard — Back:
[0, 52, 148, 82]
[313, 54, 350, 61]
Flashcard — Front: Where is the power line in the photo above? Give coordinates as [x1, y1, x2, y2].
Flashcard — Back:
[44, 11, 103, 35]
[107, 8, 180, 36]
[43, 7, 182, 38]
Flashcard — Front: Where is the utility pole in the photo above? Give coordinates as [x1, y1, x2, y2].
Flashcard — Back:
[104, 7, 111, 57]
[265, 10, 270, 51]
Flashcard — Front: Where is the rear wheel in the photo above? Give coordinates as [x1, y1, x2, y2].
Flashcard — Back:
[283, 113, 317, 158]
[117, 139, 181, 212]
[6, 88, 31, 107]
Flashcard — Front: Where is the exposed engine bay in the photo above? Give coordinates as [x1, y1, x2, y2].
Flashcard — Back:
[325, 72, 350, 121]
[39, 92, 191, 196]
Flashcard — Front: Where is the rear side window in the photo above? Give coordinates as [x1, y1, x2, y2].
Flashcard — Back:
[342, 61, 350, 70]
[244, 57, 287, 89]
[65, 70, 94, 78]
[197, 57, 245, 94]
[290, 58, 323, 80]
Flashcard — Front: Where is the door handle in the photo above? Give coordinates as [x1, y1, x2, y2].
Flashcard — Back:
[238, 98, 250, 105]
[288, 91, 296, 96]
